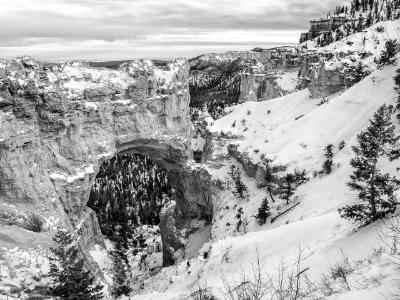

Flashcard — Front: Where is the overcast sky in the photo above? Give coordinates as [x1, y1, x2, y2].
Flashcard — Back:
[0, 0, 347, 61]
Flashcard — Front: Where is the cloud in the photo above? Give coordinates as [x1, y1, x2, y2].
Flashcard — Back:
[0, 0, 348, 60]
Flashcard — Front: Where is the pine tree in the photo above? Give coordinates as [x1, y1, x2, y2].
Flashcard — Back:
[339, 105, 400, 223]
[379, 39, 400, 65]
[278, 174, 296, 205]
[357, 15, 364, 32]
[366, 12, 373, 27]
[322, 144, 334, 174]
[395, 69, 400, 121]
[256, 197, 271, 225]
[263, 160, 279, 203]
[355, 0, 361, 11]
[48, 228, 104, 300]
[387, 2, 393, 19]
[229, 165, 248, 199]
[110, 238, 132, 297]
[369, 0, 374, 11]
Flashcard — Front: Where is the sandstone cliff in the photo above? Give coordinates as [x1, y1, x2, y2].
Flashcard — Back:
[0, 57, 212, 293]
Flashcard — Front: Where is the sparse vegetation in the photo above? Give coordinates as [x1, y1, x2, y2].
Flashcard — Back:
[322, 144, 334, 175]
[190, 283, 217, 300]
[222, 252, 270, 300]
[222, 248, 314, 300]
[229, 165, 249, 200]
[318, 255, 354, 296]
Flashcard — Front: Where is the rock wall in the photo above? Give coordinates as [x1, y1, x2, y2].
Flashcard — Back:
[298, 50, 371, 98]
[189, 47, 301, 108]
[238, 47, 301, 103]
[0, 57, 212, 279]
[239, 73, 286, 102]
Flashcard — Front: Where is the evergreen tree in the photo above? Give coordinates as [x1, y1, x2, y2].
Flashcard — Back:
[263, 160, 279, 203]
[357, 15, 364, 32]
[355, 0, 361, 11]
[387, 2, 393, 19]
[379, 39, 400, 65]
[395, 69, 400, 122]
[110, 237, 132, 297]
[366, 12, 373, 26]
[278, 174, 296, 205]
[369, 0, 374, 11]
[256, 197, 271, 225]
[48, 229, 103, 300]
[339, 105, 400, 223]
[229, 165, 249, 199]
[322, 144, 334, 174]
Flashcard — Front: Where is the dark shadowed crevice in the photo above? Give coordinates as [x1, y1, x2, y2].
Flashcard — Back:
[87, 153, 175, 280]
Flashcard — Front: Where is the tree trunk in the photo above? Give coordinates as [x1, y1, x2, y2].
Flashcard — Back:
[268, 187, 276, 203]
[370, 159, 378, 220]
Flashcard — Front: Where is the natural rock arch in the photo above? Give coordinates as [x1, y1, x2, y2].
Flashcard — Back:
[0, 57, 212, 272]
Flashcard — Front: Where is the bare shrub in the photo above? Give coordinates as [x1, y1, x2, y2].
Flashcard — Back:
[222, 248, 316, 300]
[222, 251, 270, 300]
[270, 247, 315, 300]
[319, 274, 335, 297]
[316, 253, 354, 297]
[380, 217, 400, 299]
[189, 283, 217, 300]
[381, 218, 400, 260]
[327, 256, 353, 291]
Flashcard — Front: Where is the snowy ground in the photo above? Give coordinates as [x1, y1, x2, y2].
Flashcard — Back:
[127, 51, 400, 299]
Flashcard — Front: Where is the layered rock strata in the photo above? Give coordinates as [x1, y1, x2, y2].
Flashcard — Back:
[0, 57, 212, 275]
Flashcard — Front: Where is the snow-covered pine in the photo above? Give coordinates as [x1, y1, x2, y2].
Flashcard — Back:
[340, 104, 400, 223]
[255, 197, 271, 225]
[47, 229, 103, 299]
[322, 144, 335, 175]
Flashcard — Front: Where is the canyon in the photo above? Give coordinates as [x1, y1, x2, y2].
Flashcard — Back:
[0, 5, 400, 297]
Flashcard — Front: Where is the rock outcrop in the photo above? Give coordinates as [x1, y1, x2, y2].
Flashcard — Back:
[189, 47, 301, 110]
[298, 50, 371, 98]
[0, 56, 212, 280]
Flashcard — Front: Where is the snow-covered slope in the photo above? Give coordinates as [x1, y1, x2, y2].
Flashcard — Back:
[322, 20, 400, 56]
[128, 55, 400, 299]
[210, 64, 399, 171]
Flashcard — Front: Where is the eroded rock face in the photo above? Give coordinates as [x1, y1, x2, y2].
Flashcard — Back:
[189, 47, 301, 108]
[227, 144, 267, 188]
[0, 57, 211, 274]
[238, 47, 301, 103]
[298, 50, 371, 98]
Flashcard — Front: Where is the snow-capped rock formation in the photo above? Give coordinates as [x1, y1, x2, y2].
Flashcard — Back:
[0, 57, 214, 293]
[189, 47, 301, 113]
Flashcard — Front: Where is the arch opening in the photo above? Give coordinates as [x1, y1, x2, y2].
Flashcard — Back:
[87, 152, 177, 292]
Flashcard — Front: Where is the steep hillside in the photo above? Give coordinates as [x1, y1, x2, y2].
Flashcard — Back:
[128, 53, 400, 300]
[300, 0, 400, 46]
[127, 11, 400, 296]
